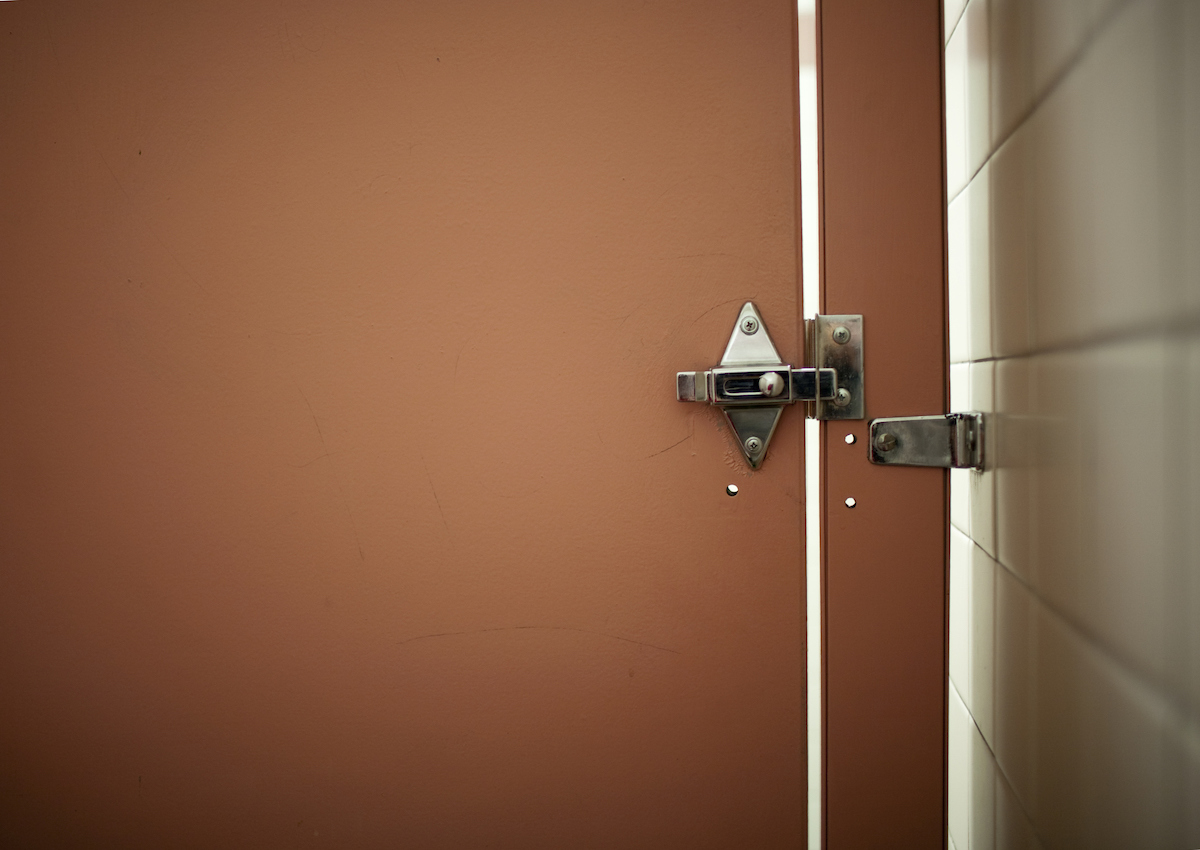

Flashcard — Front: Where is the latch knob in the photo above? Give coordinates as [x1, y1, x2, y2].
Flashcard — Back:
[759, 372, 785, 397]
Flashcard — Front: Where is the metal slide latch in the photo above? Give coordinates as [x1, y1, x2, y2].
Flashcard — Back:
[676, 302, 864, 468]
[868, 412, 984, 470]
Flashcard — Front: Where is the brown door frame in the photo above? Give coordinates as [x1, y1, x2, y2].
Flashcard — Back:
[816, 2, 949, 845]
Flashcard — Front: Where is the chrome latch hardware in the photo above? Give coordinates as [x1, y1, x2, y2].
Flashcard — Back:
[676, 367, 838, 406]
[868, 413, 984, 470]
[676, 302, 864, 468]
[809, 314, 864, 420]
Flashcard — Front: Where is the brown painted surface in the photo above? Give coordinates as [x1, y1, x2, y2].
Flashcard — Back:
[817, 1, 949, 846]
[0, 2, 806, 847]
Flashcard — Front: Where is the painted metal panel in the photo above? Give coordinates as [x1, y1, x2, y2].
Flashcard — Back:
[817, 1, 950, 845]
[0, 1, 805, 846]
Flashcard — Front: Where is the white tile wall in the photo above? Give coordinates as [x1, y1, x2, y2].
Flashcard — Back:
[1188, 3, 1200, 315]
[1190, 339, 1200, 712]
[950, 675, 998, 850]
[946, 0, 994, 199]
[967, 360, 995, 557]
[946, 16, 971, 198]
[988, 0, 1033, 149]
[950, 164, 996, 363]
[1032, 341, 1171, 682]
[970, 710, 996, 850]
[944, 0, 1200, 845]
[951, 527, 972, 699]
[947, 0, 970, 45]
[988, 135, 1033, 358]
[949, 187, 973, 363]
[993, 566, 1036, 825]
[994, 766, 1043, 849]
[1028, 1, 1092, 96]
[993, 357, 1033, 581]
[951, 362, 971, 535]
[970, 542, 996, 746]
[949, 686, 972, 849]
[965, 0, 993, 181]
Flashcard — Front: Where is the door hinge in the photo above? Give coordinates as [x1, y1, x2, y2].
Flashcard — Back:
[867, 412, 984, 470]
[676, 302, 864, 467]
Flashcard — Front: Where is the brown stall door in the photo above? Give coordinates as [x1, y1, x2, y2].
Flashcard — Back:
[818, 1, 949, 847]
[0, 1, 806, 847]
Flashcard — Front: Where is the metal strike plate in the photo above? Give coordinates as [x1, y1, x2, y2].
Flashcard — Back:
[868, 412, 984, 470]
[811, 314, 864, 420]
[675, 302, 857, 468]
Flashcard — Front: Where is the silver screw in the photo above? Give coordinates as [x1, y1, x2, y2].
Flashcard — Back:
[834, 388, 852, 407]
[832, 326, 851, 345]
[740, 316, 759, 334]
[874, 432, 898, 452]
[744, 436, 763, 454]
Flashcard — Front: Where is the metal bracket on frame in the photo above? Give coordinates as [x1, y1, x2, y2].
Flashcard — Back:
[867, 412, 985, 470]
[675, 302, 864, 468]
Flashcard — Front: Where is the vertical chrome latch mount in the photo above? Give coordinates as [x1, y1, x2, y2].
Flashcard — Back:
[676, 302, 864, 468]
[810, 313, 864, 420]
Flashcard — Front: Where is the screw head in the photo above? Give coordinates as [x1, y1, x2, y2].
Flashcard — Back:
[744, 436, 763, 454]
[833, 388, 852, 407]
[874, 432, 898, 452]
[740, 316, 759, 334]
[832, 325, 851, 345]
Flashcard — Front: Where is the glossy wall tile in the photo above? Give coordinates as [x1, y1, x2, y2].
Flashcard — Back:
[944, 0, 1200, 845]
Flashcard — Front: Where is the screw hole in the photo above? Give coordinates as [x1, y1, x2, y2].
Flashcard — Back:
[844, 434, 856, 444]
[845, 497, 856, 508]
[726, 484, 739, 497]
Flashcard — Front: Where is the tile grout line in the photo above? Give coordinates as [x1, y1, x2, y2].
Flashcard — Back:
[981, 575, 1199, 849]
[948, 309, 1200, 368]
[991, 550, 1199, 727]
[990, 740, 1051, 849]
[954, 549, 1147, 850]
[946, 0, 1141, 208]
[945, 0, 969, 47]
[949, 537, 1046, 847]
[950, 676, 995, 761]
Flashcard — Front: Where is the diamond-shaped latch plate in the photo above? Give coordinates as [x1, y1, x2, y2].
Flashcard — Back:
[676, 302, 850, 468]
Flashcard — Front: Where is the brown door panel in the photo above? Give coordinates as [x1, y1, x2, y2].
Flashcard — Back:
[0, 1, 806, 847]
[818, 1, 949, 846]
